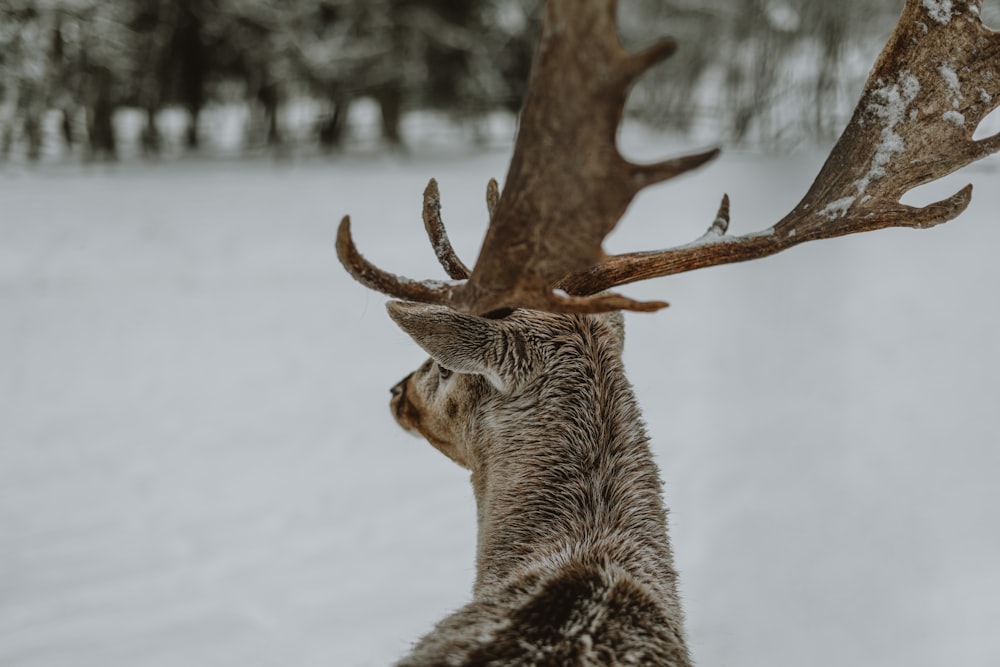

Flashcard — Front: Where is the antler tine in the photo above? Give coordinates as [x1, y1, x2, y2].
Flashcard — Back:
[630, 147, 721, 190]
[710, 194, 731, 236]
[421, 179, 471, 280]
[336, 216, 457, 305]
[561, 0, 999, 298]
[619, 38, 678, 83]
[542, 291, 668, 314]
[486, 178, 500, 220]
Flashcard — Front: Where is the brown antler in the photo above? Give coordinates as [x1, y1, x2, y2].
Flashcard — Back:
[338, 0, 717, 316]
[338, 0, 1000, 315]
[559, 0, 1000, 296]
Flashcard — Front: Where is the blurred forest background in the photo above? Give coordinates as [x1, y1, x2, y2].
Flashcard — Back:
[1, 0, 996, 162]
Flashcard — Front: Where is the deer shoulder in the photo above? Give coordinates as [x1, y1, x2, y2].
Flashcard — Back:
[388, 301, 690, 666]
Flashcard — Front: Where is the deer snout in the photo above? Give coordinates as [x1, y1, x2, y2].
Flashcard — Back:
[389, 373, 425, 439]
[390, 373, 413, 418]
[390, 378, 405, 398]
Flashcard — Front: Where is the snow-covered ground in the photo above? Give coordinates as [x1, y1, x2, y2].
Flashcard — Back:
[2, 134, 998, 666]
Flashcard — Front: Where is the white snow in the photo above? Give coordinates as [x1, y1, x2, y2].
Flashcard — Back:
[819, 196, 857, 220]
[661, 226, 775, 253]
[922, 0, 954, 25]
[2, 141, 1000, 667]
[940, 63, 965, 116]
[854, 73, 920, 196]
[939, 63, 962, 98]
[764, 1, 800, 33]
[943, 109, 966, 126]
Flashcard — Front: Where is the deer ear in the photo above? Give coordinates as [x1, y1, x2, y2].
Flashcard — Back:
[386, 301, 519, 392]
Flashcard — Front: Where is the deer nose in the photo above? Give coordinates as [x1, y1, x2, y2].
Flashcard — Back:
[390, 374, 412, 398]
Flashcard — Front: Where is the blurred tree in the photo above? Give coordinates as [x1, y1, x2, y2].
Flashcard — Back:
[77, 2, 131, 160]
[0, 4, 49, 160]
[622, 0, 905, 146]
[206, 1, 294, 149]
[125, 0, 211, 152]
[0, 0, 939, 161]
[0, 0, 87, 160]
[261, 0, 538, 149]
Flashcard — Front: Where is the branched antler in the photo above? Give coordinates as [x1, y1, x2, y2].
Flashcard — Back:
[338, 0, 1000, 315]
[560, 0, 1000, 295]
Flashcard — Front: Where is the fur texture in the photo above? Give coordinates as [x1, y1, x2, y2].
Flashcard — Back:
[387, 301, 690, 666]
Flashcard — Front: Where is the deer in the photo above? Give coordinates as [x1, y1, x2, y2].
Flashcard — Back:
[337, 1, 1000, 664]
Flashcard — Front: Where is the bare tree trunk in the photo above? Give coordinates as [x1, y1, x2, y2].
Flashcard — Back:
[23, 114, 42, 161]
[185, 109, 200, 150]
[86, 67, 117, 162]
[141, 107, 161, 156]
[375, 86, 404, 148]
[136, 0, 176, 158]
[812, 6, 848, 140]
[17, 83, 44, 162]
[176, 5, 206, 151]
[318, 95, 349, 151]
[258, 83, 282, 148]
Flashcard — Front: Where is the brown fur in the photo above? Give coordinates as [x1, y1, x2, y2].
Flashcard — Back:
[386, 301, 690, 666]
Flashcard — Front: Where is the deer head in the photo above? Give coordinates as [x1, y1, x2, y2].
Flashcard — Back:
[386, 300, 627, 471]
[338, 0, 1000, 316]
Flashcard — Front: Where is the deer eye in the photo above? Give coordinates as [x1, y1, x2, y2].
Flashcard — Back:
[438, 365, 453, 381]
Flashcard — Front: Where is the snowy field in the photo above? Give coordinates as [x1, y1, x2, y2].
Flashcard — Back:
[2, 133, 999, 667]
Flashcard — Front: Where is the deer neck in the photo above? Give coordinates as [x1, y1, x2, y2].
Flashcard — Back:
[468, 345, 680, 612]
